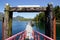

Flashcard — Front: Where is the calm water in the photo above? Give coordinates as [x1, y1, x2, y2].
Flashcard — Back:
[0, 21, 60, 40]
[56, 24, 60, 40]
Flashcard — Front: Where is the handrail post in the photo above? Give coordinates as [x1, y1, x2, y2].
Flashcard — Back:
[22, 34, 25, 40]
[32, 31, 35, 40]
[35, 35, 37, 40]
[18, 35, 22, 40]
[13, 37, 16, 40]
[38, 34, 40, 40]
[44, 37, 46, 40]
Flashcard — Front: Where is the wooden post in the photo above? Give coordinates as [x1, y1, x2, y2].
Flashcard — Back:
[45, 3, 54, 38]
[8, 12, 13, 37]
[53, 17, 56, 40]
[3, 3, 13, 40]
[2, 17, 4, 40]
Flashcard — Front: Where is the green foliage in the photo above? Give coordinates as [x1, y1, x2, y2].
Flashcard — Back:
[34, 6, 60, 29]
[38, 12, 45, 23]
[33, 12, 45, 30]
[33, 12, 45, 23]
[34, 6, 60, 24]
[13, 16, 32, 21]
[54, 6, 60, 20]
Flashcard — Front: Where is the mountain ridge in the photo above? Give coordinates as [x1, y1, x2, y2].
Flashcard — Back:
[0, 12, 32, 21]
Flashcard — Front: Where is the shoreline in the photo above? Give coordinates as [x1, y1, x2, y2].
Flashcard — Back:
[56, 22, 60, 24]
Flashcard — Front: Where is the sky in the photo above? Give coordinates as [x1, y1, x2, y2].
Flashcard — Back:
[0, 0, 60, 18]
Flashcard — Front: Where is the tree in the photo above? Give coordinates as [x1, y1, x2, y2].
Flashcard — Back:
[54, 6, 60, 20]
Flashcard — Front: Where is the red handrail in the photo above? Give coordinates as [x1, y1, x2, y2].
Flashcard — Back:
[5, 31, 25, 40]
[35, 31, 53, 40]
[5, 30, 53, 40]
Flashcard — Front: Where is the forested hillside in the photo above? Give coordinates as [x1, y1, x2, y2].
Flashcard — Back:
[33, 6, 60, 22]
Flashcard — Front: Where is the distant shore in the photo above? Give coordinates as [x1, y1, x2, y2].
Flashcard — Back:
[56, 22, 60, 24]
[56, 20, 60, 24]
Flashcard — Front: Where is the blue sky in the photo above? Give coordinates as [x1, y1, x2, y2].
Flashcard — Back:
[0, 0, 60, 18]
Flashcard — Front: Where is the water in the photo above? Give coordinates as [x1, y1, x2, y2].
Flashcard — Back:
[0, 21, 60, 40]
[12, 21, 27, 35]
[56, 24, 60, 40]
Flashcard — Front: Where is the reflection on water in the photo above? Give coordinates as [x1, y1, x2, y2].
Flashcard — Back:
[56, 24, 60, 40]
[12, 21, 28, 35]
